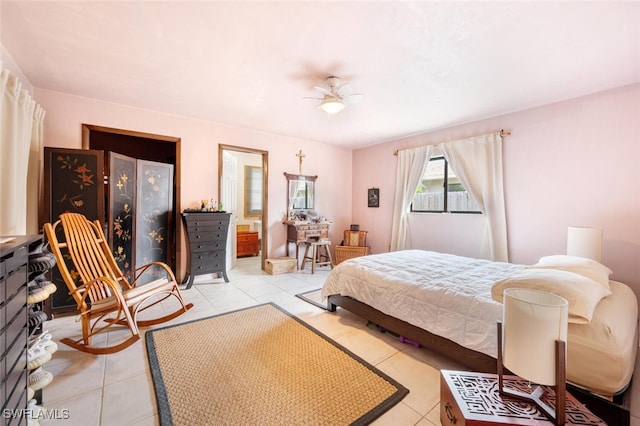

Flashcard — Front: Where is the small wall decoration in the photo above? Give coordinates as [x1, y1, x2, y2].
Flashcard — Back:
[368, 188, 379, 208]
[296, 149, 305, 174]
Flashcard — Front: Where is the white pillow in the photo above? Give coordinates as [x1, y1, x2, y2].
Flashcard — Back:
[491, 268, 611, 324]
[526, 255, 612, 291]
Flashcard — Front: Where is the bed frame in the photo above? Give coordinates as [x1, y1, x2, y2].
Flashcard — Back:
[327, 294, 634, 426]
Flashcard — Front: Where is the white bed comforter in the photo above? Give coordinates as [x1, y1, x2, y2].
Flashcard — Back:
[322, 249, 639, 396]
[321, 249, 524, 358]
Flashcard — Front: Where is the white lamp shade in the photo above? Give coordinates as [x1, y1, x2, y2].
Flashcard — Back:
[502, 288, 568, 386]
[567, 226, 603, 262]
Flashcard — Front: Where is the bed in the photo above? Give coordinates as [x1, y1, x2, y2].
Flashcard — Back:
[321, 250, 638, 425]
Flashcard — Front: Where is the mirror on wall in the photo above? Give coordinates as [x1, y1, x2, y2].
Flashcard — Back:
[285, 173, 317, 213]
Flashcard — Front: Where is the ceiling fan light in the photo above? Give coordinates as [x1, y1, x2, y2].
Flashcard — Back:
[320, 99, 345, 114]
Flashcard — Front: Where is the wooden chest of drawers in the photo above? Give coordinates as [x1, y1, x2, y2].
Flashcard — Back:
[237, 231, 259, 257]
[182, 212, 231, 289]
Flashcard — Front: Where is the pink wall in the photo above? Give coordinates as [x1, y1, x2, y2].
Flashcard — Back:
[26, 82, 640, 300]
[352, 84, 640, 297]
[33, 88, 353, 279]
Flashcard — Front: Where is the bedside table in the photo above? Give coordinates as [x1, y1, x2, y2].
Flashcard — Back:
[440, 370, 605, 425]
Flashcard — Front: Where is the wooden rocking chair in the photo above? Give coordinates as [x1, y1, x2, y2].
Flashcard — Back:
[44, 212, 193, 354]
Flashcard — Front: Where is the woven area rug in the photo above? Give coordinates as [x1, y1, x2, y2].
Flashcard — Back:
[295, 288, 328, 310]
[146, 303, 408, 425]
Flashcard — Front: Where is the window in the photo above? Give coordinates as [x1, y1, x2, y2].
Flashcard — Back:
[244, 165, 262, 217]
[411, 156, 481, 213]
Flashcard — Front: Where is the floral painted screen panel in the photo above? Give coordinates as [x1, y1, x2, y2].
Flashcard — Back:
[44, 147, 105, 312]
[44, 147, 105, 223]
[135, 159, 174, 283]
[108, 152, 136, 276]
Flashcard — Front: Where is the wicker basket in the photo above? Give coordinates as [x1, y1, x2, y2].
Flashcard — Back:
[265, 257, 297, 275]
[335, 246, 370, 264]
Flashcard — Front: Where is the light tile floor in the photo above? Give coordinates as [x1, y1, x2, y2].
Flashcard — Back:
[35, 257, 639, 426]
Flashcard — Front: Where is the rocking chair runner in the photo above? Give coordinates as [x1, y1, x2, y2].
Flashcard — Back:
[44, 212, 193, 354]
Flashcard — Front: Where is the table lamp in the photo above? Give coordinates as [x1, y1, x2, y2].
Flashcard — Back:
[497, 288, 569, 425]
[567, 226, 603, 262]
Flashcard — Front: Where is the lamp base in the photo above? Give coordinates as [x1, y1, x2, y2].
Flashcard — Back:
[497, 321, 567, 425]
[499, 384, 562, 424]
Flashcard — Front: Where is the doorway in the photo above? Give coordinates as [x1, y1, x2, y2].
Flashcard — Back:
[219, 144, 268, 271]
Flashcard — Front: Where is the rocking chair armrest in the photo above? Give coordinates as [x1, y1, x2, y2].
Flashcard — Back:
[70, 276, 127, 310]
[124, 261, 177, 288]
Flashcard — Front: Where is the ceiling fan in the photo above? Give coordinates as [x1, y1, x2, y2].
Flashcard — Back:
[306, 76, 363, 114]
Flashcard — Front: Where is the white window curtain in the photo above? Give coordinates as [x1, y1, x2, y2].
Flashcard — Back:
[0, 62, 45, 236]
[390, 146, 431, 251]
[441, 132, 508, 261]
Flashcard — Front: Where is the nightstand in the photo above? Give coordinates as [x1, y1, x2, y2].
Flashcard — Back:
[440, 370, 605, 425]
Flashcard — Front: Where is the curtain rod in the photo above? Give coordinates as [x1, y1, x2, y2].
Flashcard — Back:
[393, 129, 511, 156]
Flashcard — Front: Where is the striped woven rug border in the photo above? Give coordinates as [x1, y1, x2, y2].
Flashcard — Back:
[295, 288, 328, 310]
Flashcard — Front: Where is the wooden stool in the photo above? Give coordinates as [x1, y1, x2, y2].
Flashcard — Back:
[300, 239, 333, 274]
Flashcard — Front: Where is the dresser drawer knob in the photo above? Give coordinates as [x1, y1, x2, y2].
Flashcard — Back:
[444, 402, 457, 424]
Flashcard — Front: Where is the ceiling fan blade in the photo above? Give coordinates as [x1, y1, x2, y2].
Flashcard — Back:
[343, 94, 364, 104]
[337, 83, 353, 98]
[313, 86, 333, 96]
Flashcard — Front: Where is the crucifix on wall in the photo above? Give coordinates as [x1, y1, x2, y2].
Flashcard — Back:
[296, 149, 305, 174]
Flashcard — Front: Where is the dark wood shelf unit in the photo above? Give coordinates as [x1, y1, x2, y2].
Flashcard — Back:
[181, 212, 231, 289]
[1, 235, 43, 424]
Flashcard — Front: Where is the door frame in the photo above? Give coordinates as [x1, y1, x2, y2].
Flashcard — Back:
[219, 144, 268, 270]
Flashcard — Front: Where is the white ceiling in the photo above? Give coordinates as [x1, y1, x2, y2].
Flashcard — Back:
[2, 1, 639, 149]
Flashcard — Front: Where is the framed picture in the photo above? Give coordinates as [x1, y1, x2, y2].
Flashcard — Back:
[368, 188, 379, 208]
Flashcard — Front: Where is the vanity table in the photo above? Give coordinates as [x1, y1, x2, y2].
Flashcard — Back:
[284, 172, 330, 262]
[284, 221, 331, 258]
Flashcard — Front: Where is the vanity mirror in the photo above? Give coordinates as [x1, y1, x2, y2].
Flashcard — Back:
[285, 172, 317, 212]
[284, 172, 329, 260]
